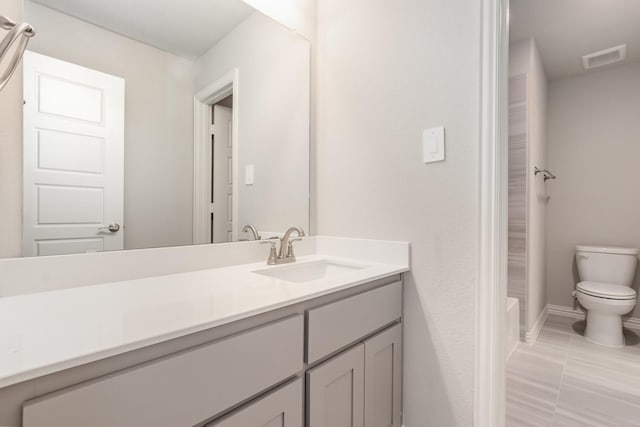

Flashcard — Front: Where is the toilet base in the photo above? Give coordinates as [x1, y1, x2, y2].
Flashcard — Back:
[585, 310, 625, 348]
[576, 290, 635, 348]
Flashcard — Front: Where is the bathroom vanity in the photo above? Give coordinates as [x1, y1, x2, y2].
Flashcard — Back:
[0, 0, 412, 424]
[0, 237, 409, 427]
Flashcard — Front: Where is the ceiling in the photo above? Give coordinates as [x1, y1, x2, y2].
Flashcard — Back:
[510, 0, 640, 80]
[31, 0, 255, 59]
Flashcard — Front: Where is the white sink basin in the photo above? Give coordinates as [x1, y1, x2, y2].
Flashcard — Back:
[253, 259, 367, 283]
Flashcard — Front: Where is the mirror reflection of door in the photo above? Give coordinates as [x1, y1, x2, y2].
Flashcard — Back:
[22, 51, 125, 256]
[211, 100, 233, 243]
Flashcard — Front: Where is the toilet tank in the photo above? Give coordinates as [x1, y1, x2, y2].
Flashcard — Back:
[576, 245, 639, 286]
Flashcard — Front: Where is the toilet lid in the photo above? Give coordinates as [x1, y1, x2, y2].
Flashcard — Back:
[577, 281, 637, 300]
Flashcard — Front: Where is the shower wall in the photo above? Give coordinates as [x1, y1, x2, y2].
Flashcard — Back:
[508, 73, 528, 338]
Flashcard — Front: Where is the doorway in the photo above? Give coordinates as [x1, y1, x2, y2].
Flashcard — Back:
[192, 68, 239, 245]
[210, 96, 233, 243]
[505, 1, 640, 425]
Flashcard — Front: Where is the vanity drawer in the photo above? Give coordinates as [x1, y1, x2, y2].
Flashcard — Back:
[306, 281, 402, 364]
[23, 315, 303, 427]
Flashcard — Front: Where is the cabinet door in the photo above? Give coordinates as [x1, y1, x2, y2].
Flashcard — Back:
[208, 378, 303, 427]
[364, 324, 402, 427]
[307, 344, 364, 427]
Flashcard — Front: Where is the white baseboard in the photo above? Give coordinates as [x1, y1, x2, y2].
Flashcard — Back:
[547, 304, 640, 331]
[525, 305, 549, 344]
[547, 304, 585, 320]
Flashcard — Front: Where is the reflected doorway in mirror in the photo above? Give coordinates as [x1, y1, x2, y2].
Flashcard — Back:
[193, 69, 239, 244]
[211, 101, 234, 243]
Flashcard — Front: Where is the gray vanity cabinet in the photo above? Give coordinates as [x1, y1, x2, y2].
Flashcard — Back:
[18, 279, 403, 427]
[207, 378, 303, 427]
[305, 281, 403, 427]
[307, 344, 365, 427]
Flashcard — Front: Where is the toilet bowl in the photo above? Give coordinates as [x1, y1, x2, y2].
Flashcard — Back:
[576, 281, 636, 347]
[575, 245, 639, 347]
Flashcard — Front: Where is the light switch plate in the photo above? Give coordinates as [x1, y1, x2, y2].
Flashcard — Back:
[423, 127, 445, 163]
[245, 164, 254, 185]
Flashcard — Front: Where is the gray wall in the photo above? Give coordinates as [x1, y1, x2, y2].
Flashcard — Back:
[240, 0, 318, 237]
[316, 0, 480, 424]
[21, 1, 197, 251]
[546, 61, 640, 317]
[196, 12, 310, 236]
[527, 39, 548, 332]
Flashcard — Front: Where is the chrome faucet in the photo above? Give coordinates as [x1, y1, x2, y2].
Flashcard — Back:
[260, 226, 305, 265]
[242, 224, 261, 240]
[278, 226, 305, 259]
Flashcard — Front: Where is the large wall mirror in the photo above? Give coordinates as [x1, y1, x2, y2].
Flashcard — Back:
[14, 0, 310, 257]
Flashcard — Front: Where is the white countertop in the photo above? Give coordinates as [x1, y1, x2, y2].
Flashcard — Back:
[0, 237, 409, 389]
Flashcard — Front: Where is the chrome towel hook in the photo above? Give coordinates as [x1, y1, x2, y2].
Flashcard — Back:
[534, 166, 556, 182]
[0, 15, 35, 92]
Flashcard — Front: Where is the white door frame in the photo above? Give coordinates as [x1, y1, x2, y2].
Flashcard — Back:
[193, 69, 239, 244]
[475, 0, 509, 426]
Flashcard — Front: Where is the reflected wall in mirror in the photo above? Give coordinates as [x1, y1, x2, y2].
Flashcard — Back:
[12, 0, 310, 257]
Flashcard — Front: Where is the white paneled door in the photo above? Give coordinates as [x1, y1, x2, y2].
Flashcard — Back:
[212, 104, 233, 243]
[23, 51, 125, 257]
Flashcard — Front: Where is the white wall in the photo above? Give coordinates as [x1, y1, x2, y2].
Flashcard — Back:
[242, 0, 316, 41]
[316, 0, 480, 424]
[21, 1, 196, 251]
[0, 0, 23, 258]
[546, 61, 640, 317]
[196, 12, 310, 235]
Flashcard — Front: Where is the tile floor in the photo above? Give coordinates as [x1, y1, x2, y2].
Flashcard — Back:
[506, 314, 640, 427]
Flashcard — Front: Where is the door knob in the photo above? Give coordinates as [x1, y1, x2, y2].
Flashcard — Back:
[99, 223, 120, 232]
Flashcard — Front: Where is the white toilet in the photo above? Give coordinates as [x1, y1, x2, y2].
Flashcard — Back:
[575, 245, 639, 347]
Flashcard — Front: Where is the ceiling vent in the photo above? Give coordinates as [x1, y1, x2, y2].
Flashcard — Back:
[582, 44, 627, 70]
